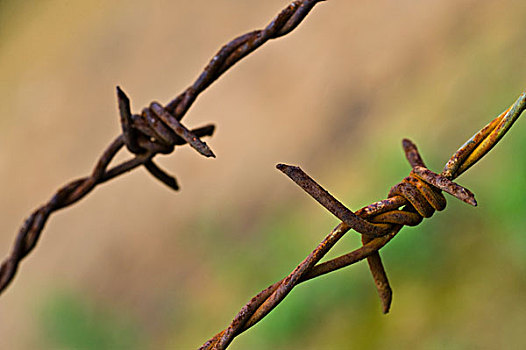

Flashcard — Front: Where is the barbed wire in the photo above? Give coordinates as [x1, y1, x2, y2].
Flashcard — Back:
[0, 0, 326, 295]
[200, 92, 526, 350]
[2, 1, 525, 349]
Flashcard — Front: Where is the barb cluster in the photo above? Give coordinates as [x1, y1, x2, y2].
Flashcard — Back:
[201, 92, 526, 350]
[0, 0, 326, 295]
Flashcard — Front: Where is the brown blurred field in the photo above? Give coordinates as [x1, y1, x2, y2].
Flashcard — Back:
[1, 0, 526, 349]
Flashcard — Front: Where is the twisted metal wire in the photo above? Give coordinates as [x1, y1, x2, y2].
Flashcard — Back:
[0, 0, 326, 295]
[200, 92, 526, 350]
[2, 0, 526, 348]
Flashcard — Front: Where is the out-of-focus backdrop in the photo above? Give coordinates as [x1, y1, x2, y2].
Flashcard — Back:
[1, 0, 525, 348]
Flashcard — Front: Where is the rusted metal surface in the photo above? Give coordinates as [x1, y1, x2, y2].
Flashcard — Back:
[412, 166, 477, 206]
[277, 164, 389, 236]
[0, 0, 326, 296]
[201, 92, 526, 349]
[443, 92, 526, 178]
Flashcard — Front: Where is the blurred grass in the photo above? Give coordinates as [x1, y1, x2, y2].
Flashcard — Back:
[39, 290, 146, 350]
[1, 0, 526, 349]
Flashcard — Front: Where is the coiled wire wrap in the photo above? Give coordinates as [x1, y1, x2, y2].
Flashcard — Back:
[203, 91, 525, 350]
[359, 139, 476, 314]
[0, 0, 326, 296]
[201, 137, 480, 350]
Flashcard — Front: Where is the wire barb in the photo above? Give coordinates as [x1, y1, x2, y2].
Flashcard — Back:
[0, 0, 326, 296]
[276, 164, 390, 237]
[201, 91, 526, 349]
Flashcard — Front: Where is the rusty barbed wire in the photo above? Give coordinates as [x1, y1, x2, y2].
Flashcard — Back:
[2, 1, 526, 348]
[0, 0, 327, 295]
[200, 92, 526, 350]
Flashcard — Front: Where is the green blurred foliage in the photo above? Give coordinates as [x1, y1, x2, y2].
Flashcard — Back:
[39, 291, 146, 349]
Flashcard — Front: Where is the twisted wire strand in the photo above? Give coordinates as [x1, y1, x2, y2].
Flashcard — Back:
[0, 0, 326, 295]
[201, 92, 526, 350]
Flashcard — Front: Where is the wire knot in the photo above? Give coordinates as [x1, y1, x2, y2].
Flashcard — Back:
[364, 139, 477, 234]
[116, 86, 216, 190]
[276, 138, 478, 315]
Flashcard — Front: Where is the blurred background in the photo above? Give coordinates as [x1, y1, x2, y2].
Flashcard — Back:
[1, 0, 525, 348]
